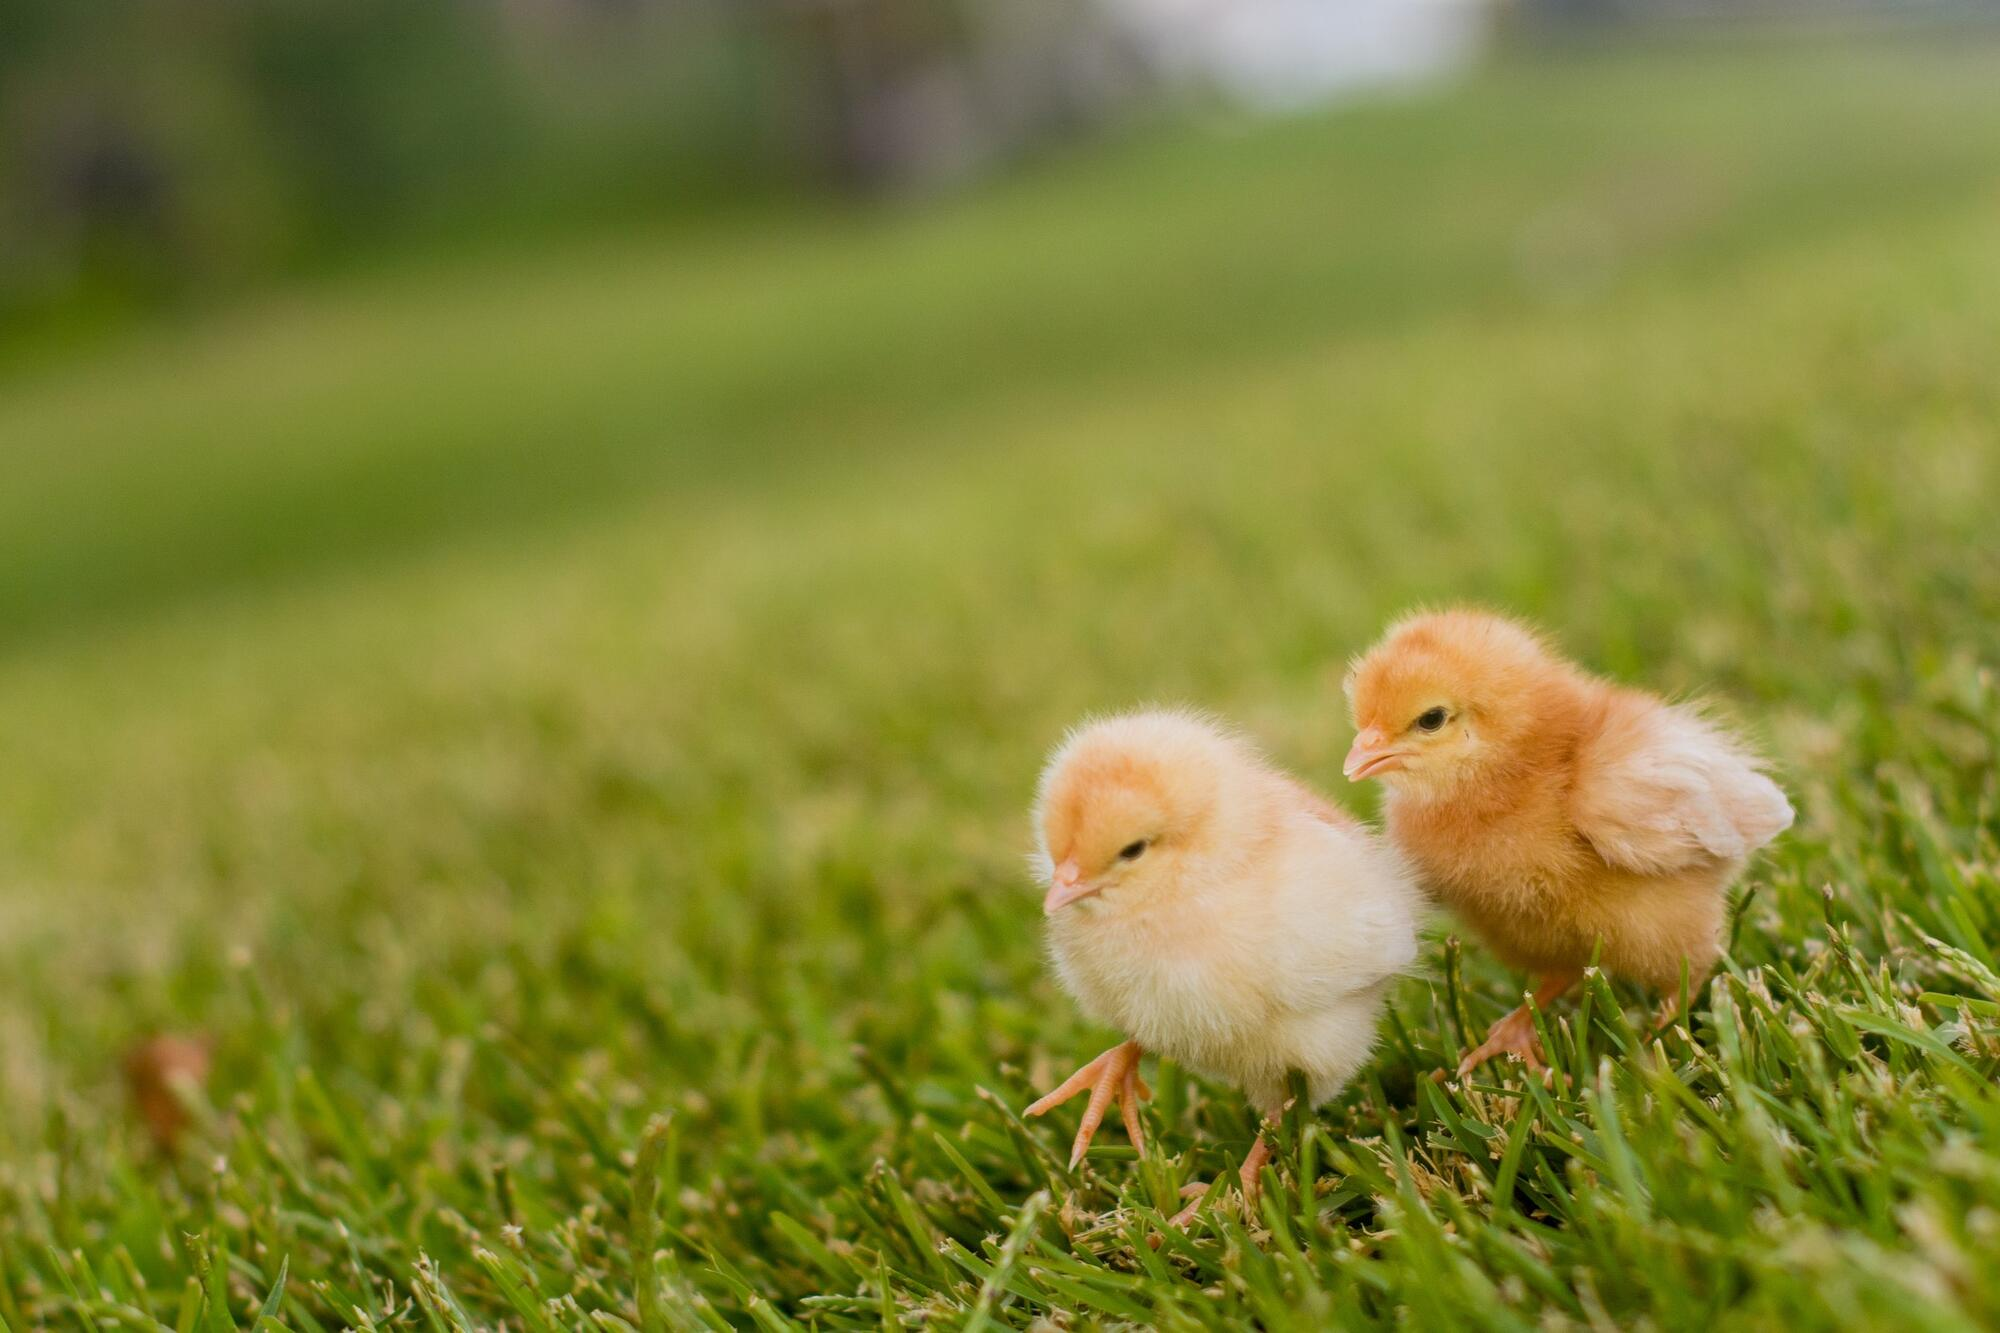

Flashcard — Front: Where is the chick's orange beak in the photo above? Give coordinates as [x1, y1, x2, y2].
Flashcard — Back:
[1343, 727, 1408, 782]
[1042, 859, 1098, 914]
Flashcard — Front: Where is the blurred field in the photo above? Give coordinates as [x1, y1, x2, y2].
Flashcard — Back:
[3, 35, 1999, 1331]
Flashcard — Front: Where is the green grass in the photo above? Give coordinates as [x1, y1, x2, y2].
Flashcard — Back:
[3, 33, 2000, 1332]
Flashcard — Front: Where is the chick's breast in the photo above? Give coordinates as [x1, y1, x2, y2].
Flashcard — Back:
[1046, 895, 1277, 1076]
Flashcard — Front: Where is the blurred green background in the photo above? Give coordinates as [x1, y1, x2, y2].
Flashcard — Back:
[3, 5, 2000, 1329]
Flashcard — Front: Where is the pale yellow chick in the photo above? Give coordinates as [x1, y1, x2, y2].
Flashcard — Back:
[1026, 709, 1420, 1217]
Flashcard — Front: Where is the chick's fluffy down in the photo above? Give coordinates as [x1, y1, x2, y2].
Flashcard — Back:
[1347, 608, 1794, 993]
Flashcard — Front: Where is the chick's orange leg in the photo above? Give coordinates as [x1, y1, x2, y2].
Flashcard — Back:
[1455, 970, 1580, 1078]
[1024, 1040, 1149, 1168]
[1236, 1133, 1275, 1207]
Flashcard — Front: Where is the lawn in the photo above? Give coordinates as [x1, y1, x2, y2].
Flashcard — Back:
[2, 33, 1999, 1332]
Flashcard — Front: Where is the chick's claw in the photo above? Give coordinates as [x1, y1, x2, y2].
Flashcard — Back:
[1117, 1047, 1147, 1156]
[1024, 1039, 1148, 1168]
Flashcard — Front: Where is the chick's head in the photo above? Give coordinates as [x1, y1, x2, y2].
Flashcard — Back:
[1033, 711, 1236, 917]
[1342, 608, 1554, 794]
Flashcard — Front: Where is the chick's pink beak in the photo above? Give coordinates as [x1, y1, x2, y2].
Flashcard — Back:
[1043, 860, 1098, 914]
[1344, 727, 1408, 782]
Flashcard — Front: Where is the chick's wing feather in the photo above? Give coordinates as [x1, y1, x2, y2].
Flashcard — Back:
[1266, 817, 1420, 1010]
[1570, 694, 1794, 876]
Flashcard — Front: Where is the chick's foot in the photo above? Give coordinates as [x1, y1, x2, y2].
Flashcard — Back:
[1163, 1134, 1274, 1230]
[1165, 1181, 1212, 1230]
[1456, 1004, 1545, 1077]
[1024, 1040, 1149, 1168]
[1650, 972, 1711, 1038]
[1451, 970, 1578, 1079]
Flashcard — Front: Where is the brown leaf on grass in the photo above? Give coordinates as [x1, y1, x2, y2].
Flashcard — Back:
[122, 1034, 213, 1155]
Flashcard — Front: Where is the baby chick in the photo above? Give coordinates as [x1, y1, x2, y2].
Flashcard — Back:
[1027, 709, 1419, 1217]
[1343, 609, 1793, 1077]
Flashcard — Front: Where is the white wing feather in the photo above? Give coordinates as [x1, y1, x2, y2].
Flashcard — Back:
[1571, 699, 1794, 876]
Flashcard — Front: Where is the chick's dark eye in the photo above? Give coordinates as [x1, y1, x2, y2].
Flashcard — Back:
[1415, 707, 1448, 733]
[1118, 839, 1148, 862]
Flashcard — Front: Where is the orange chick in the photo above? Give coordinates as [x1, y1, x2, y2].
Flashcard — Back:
[1343, 609, 1793, 1077]
[1028, 709, 1419, 1218]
